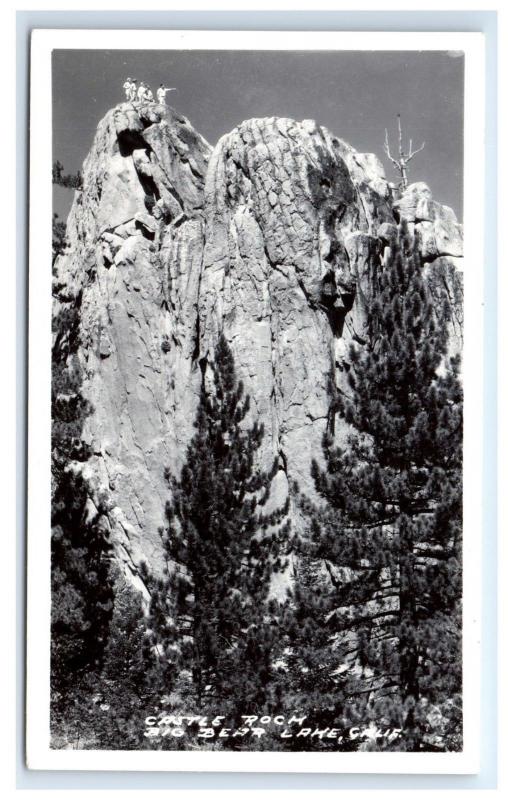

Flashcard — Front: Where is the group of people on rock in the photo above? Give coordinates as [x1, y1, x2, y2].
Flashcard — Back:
[122, 77, 176, 105]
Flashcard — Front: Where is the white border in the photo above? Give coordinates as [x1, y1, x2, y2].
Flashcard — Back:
[27, 28, 485, 773]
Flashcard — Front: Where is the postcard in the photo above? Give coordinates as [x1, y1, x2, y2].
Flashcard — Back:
[26, 28, 484, 773]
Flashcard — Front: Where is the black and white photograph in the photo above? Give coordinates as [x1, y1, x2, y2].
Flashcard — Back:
[26, 29, 485, 773]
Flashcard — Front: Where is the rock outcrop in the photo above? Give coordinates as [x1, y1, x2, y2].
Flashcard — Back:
[53, 102, 463, 587]
[53, 103, 211, 584]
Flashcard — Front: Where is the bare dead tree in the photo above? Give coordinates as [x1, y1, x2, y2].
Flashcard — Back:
[383, 114, 425, 190]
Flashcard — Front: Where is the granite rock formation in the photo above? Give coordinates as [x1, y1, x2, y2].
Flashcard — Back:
[53, 103, 463, 588]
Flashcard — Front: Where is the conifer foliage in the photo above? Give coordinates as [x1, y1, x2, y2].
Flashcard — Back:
[51, 290, 115, 736]
[52, 159, 83, 189]
[146, 334, 290, 723]
[302, 222, 463, 750]
[51, 471, 114, 691]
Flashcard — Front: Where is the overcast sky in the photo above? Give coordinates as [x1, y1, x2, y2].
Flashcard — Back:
[53, 49, 464, 221]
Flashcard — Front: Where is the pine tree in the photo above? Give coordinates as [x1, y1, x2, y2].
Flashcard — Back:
[299, 221, 462, 751]
[51, 292, 92, 488]
[52, 159, 83, 189]
[52, 213, 67, 265]
[277, 555, 357, 752]
[79, 570, 161, 750]
[146, 334, 290, 734]
[50, 469, 115, 739]
[51, 289, 115, 742]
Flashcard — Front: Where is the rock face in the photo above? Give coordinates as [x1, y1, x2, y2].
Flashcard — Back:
[53, 103, 463, 587]
[53, 103, 211, 584]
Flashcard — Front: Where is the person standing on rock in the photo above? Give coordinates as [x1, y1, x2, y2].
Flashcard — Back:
[128, 78, 138, 102]
[137, 81, 147, 103]
[156, 84, 176, 105]
[123, 77, 133, 100]
[145, 85, 154, 103]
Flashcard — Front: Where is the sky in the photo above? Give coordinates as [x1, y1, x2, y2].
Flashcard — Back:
[53, 49, 464, 221]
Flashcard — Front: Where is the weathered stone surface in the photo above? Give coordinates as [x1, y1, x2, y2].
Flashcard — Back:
[377, 222, 397, 243]
[53, 103, 211, 578]
[53, 105, 464, 586]
[424, 256, 464, 358]
[395, 182, 463, 259]
[199, 118, 393, 512]
[418, 215, 463, 260]
[393, 181, 433, 221]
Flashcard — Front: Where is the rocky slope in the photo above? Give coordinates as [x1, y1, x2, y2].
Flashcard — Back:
[53, 102, 463, 587]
